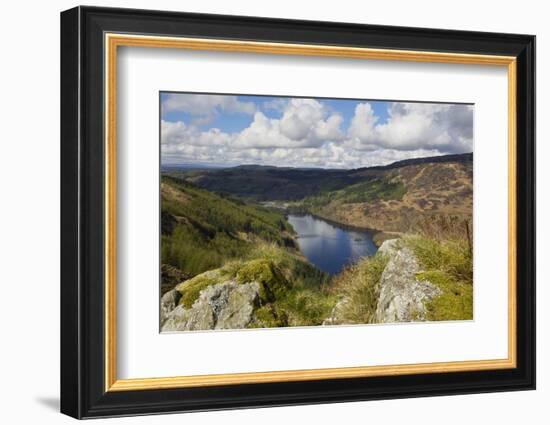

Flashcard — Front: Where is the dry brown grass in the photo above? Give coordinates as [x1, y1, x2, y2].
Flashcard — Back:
[308, 161, 473, 235]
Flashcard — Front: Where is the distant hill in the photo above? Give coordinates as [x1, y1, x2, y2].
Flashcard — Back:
[360, 152, 472, 171]
[163, 153, 473, 204]
[170, 165, 355, 201]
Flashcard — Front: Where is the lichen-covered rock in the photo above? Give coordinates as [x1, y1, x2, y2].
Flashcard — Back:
[160, 288, 181, 326]
[377, 238, 400, 256]
[161, 280, 260, 332]
[375, 246, 441, 322]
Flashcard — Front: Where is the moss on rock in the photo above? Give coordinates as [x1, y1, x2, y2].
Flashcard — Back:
[176, 269, 223, 308]
[235, 259, 289, 302]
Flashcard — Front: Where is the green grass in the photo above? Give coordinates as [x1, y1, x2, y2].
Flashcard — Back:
[403, 235, 472, 284]
[298, 178, 407, 211]
[335, 179, 407, 204]
[404, 235, 473, 321]
[416, 271, 473, 321]
[161, 176, 295, 277]
[244, 244, 334, 326]
[331, 253, 390, 324]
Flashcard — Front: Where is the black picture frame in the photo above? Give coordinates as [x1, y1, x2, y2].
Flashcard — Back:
[61, 5, 535, 419]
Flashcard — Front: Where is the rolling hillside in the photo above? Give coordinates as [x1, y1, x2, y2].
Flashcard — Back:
[161, 176, 296, 278]
[166, 153, 473, 235]
[298, 157, 473, 234]
[161, 176, 333, 327]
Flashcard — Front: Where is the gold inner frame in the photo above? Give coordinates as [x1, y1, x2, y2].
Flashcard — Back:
[104, 33, 517, 392]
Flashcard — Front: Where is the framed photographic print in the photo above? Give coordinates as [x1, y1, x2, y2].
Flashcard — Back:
[60, 6, 535, 419]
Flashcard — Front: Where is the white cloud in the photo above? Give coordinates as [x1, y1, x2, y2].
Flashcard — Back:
[262, 98, 288, 112]
[161, 93, 256, 125]
[161, 120, 231, 147]
[234, 99, 344, 149]
[279, 99, 324, 140]
[348, 103, 379, 150]
[347, 102, 473, 153]
[161, 98, 473, 168]
[162, 97, 344, 150]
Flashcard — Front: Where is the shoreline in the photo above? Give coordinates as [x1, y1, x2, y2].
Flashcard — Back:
[283, 210, 401, 247]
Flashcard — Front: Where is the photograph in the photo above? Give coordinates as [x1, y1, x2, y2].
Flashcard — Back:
[159, 92, 474, 332]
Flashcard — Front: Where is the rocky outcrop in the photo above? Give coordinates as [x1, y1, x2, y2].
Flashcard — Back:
[322, 239, 442, 326]
[374, 240, 441, 322]
[160, 288, 181, 325]
[376, 238, 400, 256]
[161, 280, 260, 332]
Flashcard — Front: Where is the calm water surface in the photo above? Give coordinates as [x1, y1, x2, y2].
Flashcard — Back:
[287, 214, 377, 275]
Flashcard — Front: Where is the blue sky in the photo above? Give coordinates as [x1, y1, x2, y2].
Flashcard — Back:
[161, 93, 390, 135]
[160, 92, 473, 169]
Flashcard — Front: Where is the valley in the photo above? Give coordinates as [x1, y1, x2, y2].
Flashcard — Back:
[160, 152, 474, 331]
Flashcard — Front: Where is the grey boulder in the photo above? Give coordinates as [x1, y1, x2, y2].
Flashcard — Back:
[375, 245, 441, 323]
[161, 280, 260, 332]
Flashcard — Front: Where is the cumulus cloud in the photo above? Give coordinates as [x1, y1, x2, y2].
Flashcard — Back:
[161, 93, 256, 125]
[161, 96, 473, 168]
[262, 98, 288, 112]
[347, 102, 473, 153]
[233, 99, 344, 149]
[161, 120, 232, 147]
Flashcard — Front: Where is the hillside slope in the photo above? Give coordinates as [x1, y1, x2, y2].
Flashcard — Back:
[161, 176, 296, 279]
[167, 153, 473, 235]
[299, 158, 473, 234]
[161, 177, 334, 328]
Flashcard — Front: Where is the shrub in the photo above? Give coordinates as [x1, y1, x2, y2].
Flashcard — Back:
[278, 288, 337, 326]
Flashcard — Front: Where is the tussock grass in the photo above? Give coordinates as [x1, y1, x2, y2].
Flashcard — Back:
[413, 214, 472, 250]
[245, 244, 335, 326]
[403, 236, 472, 284]
[331, 254, 389, 324]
